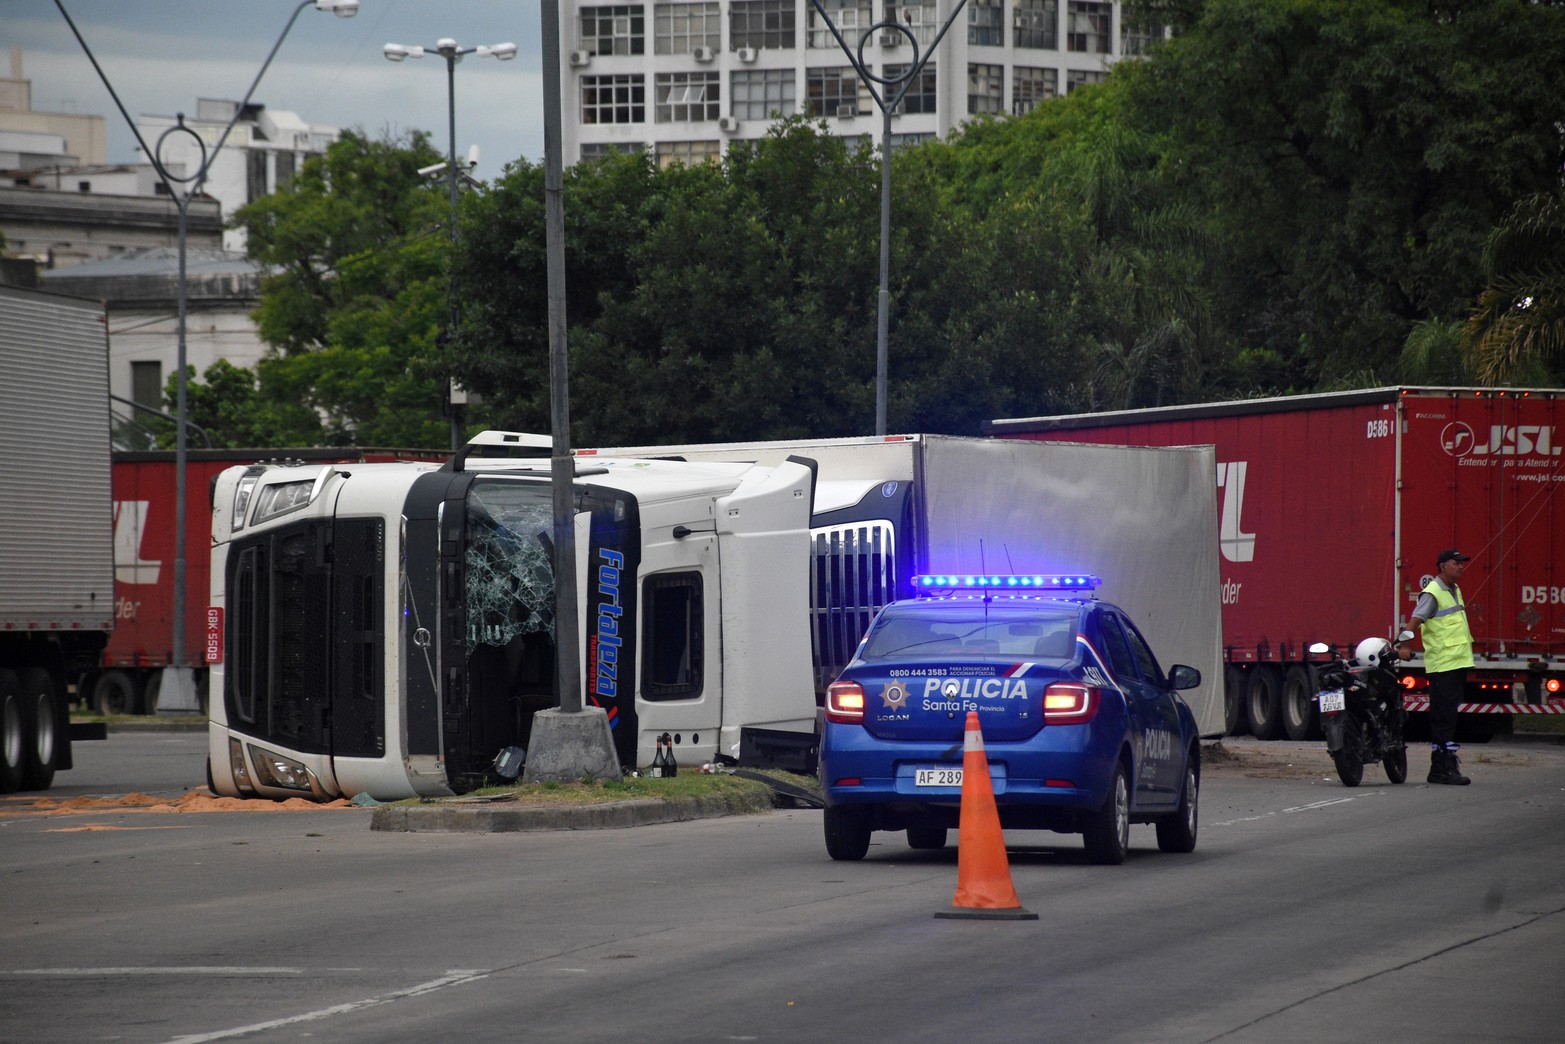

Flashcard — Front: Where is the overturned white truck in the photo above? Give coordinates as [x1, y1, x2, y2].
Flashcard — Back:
[208, 433, 1221, 801]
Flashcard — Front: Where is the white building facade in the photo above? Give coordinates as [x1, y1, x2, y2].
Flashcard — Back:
[562, 0, 1158, 165]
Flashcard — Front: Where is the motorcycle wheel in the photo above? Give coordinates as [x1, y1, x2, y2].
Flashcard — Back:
[1332, 718, 1364, 787]
[1383, 746, 1408, 784]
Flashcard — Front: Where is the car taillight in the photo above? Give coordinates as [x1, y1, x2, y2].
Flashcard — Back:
[1043, 682, 1099, 724]
[826, 680, 866, 724]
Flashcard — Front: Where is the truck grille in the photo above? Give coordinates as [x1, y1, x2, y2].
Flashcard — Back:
[810, 522, 896, 693]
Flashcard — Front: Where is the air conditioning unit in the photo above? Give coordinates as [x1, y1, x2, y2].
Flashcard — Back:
[836, 104, 857, 119]
[880, 33, 902, 47]
[718, 116, 741, 133]
[736, 46, 758, 63]
[568, 50, 591, 68]
[693, 45, 715, 62]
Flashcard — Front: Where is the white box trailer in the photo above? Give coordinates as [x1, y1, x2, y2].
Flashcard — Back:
[585, 435, 1226, 736]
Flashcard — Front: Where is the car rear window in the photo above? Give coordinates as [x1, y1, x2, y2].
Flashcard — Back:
[860, 606, 1078, 662]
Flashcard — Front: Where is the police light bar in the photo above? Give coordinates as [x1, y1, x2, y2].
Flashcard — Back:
[913, 574, 1101, 593]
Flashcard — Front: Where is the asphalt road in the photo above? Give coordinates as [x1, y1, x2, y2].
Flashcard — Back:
[3, 732, 1564, 1043]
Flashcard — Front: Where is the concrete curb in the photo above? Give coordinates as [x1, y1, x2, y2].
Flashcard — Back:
[369, 789, 779, 834]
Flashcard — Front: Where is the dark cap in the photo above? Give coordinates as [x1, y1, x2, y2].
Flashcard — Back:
[1437, 549, 1470, 566]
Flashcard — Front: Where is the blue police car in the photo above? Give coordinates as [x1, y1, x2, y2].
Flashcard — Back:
[820, 575, 1203, 863]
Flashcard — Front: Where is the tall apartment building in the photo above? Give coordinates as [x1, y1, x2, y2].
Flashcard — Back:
[562, 0, 1157, 166]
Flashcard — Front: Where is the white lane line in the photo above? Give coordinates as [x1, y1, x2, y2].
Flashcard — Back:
[10, 967, 304, 976]
[1210, 791, 1378, 827]
[158, 969, 491, 1044]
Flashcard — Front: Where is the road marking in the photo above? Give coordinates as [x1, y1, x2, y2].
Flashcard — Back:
[157, 969, 490, 1043]
[10, 967, 304, 976]
[1210, 791, 1381, 827]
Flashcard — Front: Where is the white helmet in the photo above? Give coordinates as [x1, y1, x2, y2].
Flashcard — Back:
[1354, 637, 1392, 669]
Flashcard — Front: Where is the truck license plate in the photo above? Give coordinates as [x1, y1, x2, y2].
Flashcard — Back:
[915, 768, 963, 787]
[1318, 689, 1346, 713]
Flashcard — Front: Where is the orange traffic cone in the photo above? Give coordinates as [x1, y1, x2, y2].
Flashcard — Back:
[935, 712, 1038, 921]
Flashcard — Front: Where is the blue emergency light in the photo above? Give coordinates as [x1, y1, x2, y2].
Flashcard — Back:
[913, 573, 1102, 594]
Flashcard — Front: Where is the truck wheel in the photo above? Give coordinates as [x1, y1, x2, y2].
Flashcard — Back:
[1, 670, 24, 794]
[824, 805, 871, 861]
[1281, 664, 1319, 742]
[93, 670, 137, 717]
[1245, 666, 1284, 741]
[1223, 666, 1247, 735]
[1083, 761, 1130, 865]
[20, 668, 58, 791]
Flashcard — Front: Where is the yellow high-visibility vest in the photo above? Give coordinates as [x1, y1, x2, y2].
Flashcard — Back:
[1421, 580, 1474, 672]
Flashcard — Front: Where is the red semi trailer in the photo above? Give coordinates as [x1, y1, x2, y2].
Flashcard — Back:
[93, 448, 445, 715]
[987, 387, 1565, 741]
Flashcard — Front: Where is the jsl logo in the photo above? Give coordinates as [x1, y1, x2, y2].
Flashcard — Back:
[1442, 423, 1561, 458]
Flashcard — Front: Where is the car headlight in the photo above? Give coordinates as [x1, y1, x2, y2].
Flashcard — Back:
[246, 744, 315, 792]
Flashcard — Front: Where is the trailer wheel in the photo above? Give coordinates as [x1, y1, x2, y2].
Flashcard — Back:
[20, 668, 58, 791]
[0, 670, 25, 794]
[93, 670, 138, 717]
[1245, 666, 1284, 741]
[1281, 665, 1319, 742]
[1223, 666, 1248, 736]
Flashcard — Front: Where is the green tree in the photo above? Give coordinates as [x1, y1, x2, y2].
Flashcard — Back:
[1461, 190, 1565, 385]
[231, 130, 453, 447]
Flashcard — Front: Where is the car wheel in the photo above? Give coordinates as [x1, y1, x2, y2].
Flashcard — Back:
[1245, 666, 1284, 741]
[0, 670, 24, 794]
[1281, 664, 1319, 742]
[1083, 762, 1129, 865]
[20, 668, 58, 791]
[1156, 757, 1199, 853]
[906, 824, 947, 850]
[824, 805, 871, 861]
[1223, 666, 1247, 736]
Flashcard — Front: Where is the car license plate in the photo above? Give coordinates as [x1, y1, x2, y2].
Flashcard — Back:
[915, 767, 963, 788]
[1318, 689, 1346, 713]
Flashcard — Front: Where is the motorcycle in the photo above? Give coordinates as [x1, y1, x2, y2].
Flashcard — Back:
[1306, 632, 1413, 787]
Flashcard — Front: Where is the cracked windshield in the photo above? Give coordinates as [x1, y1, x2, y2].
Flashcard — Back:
[465, 480, 556, 650]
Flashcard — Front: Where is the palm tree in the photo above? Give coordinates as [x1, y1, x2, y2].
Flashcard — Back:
[1462, 190, 1565, 385]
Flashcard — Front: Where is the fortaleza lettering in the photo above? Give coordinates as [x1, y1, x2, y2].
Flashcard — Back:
[594, 548, 625, 697]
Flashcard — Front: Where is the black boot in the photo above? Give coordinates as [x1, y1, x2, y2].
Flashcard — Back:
[1427, 749, 1471, 786]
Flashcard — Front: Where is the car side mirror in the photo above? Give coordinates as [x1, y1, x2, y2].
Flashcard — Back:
[1169, 664, 1201, 690]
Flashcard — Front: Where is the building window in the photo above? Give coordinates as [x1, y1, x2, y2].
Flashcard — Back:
[1120, 17, 1164, 56]
[245, 149, 268, 204]
[582, 74, 647, 124]
[656, 71, 721, 122]
[77, 180, 91, 193]
[1067, 0, 1111, 53]
[730, 0, 795, 50]
[809, 0, 872, 49]
[131, 360, 163, 412]
[654, 140, 722, 168]
[1015, 0, 1058, 49]
[275, 151, 296, 190]
[887, 131, 936, 151]
[655, 2, 722, 54]
[805, 66, 871, 117]
[968, 0, 1004, 47]
[731, 69, 796, 120]
[579, 142, 646, 161]
[888, 1, 938, 47]
[967, 62, 1004, 114]
[580, 5, 646, 55]
[1066, 68, 1106, 92]
[641, 572, 704, 700]
[1012, 66, 1057, 114]
[885, 63, 936, 115]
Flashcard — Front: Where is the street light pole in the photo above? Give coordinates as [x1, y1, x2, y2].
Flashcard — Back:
[55, 0, 361, 716]
[383, 38, 517, 452]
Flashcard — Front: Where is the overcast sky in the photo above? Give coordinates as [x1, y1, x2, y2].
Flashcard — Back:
[8, 0, 548, 174]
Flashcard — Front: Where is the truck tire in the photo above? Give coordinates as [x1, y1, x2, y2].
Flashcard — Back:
[0, 669, 24, 794]
[93, 670, 138, 717]
[1245, 666, 1284, 741]
[1223, 666, 1247, 735]
[1282, 664, 1319, 742]
[20, 667, 59, 791]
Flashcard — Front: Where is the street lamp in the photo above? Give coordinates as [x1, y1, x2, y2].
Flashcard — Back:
[383, 37, 517, 451]
[55, 0, 360, 715]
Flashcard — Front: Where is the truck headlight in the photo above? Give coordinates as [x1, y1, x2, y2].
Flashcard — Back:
[228, 737, 251, 789]
[246, 744, 316, 792]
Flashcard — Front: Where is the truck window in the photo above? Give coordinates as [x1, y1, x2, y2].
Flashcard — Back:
[642, 572, 703, 700]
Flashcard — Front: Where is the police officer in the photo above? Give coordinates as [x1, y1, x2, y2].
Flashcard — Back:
[1408, 549, 1473, 786]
